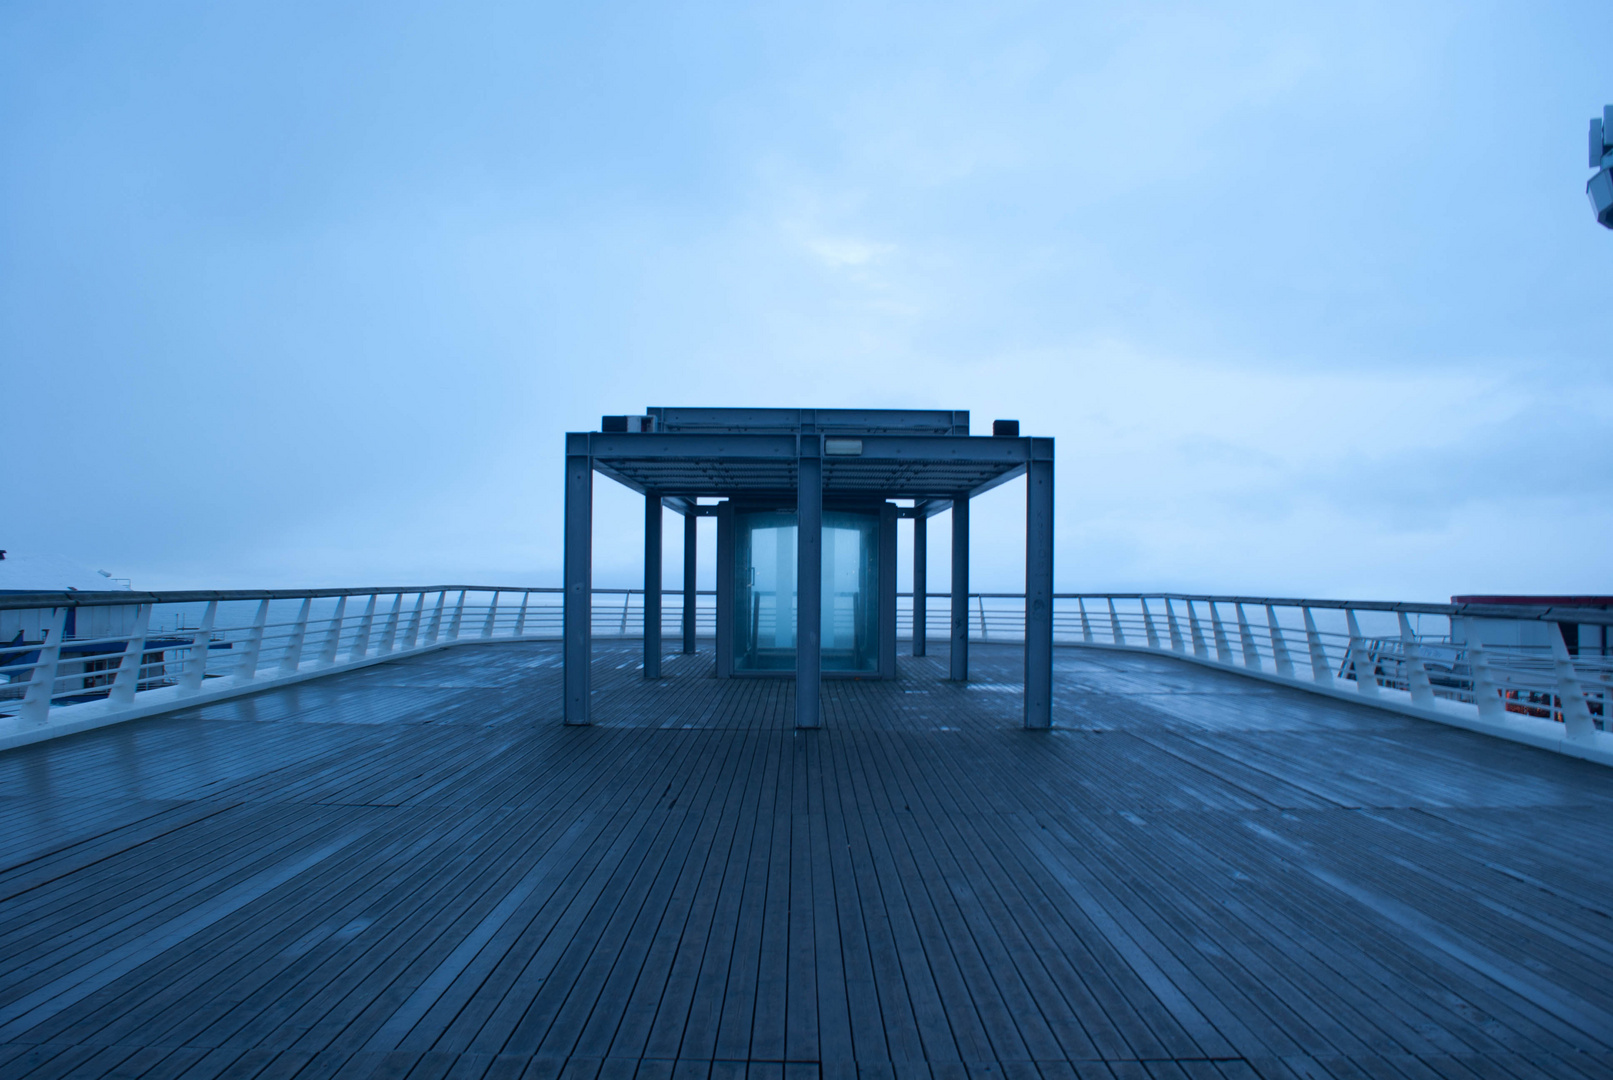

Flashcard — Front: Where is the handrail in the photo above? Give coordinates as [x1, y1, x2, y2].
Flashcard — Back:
[1037, 592, 1613, 767]
[0, 587, 563, 610]
[1049, 592, 1613, 625]
[3, 585, 1610, 765]
[10, 586, 1610, 625]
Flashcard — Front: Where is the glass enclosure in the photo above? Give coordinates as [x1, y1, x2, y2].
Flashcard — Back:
[733, 508, 879, 674]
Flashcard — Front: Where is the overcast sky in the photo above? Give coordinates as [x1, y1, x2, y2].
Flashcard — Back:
[3, 0, 1608, 600]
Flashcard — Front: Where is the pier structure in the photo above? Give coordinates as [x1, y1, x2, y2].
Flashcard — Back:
[3, 437, 1613, 1076]
[564, 409, 1055, 730]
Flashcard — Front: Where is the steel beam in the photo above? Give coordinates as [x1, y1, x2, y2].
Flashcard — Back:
[585, 432, 799, 460]
[587, 431, 1033, 467]
[950, 494, 970, 681]
[1024, 441, 1054, 729]
[644, 492, 662, 679]
[683, 511, 697, 653]
[563, 440, 593, 724]
[797, 438, 823, 728]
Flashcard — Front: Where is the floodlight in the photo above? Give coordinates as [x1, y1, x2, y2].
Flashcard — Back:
[1591, 107, 1613, 230]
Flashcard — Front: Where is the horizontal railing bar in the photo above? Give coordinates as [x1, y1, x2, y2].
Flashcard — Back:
[0, 587, 558, 610]
[1048, 593, 1613, 624]
[16, 588, 1608, 625]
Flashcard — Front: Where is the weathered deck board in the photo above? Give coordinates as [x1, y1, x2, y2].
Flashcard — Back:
[0, 641, 1611, 1080]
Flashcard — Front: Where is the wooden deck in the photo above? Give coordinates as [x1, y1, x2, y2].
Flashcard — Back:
[1, 641, 1611, 1080]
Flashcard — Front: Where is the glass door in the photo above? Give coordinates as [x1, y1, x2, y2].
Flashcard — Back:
[732, 508, 878, 674]
[822, 511, 878, 672]
[733, 510, 797, 672]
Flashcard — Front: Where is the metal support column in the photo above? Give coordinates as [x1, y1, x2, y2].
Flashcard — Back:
[715, 503, 734, 678]
[683, 511, 697, 653]
[563, 436, 593, 724]
[1024, 442, 1054, 729]
[913, 511, 927, 656]
[950, 493, 970, 681]
[644, 492, 662, 679]
[797, 436, 823, 728]
[879, 502, 898, 679]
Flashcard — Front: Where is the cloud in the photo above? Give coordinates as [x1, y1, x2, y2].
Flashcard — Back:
[802, 234, 895, 268]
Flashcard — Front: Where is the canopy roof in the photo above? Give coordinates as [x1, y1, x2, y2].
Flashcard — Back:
[571, 408, 1049, 505]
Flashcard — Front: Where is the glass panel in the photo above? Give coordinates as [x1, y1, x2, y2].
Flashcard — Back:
[732, 508, 879, 674]
[734, 510, 797, 672]
[822, 510, 877, 673]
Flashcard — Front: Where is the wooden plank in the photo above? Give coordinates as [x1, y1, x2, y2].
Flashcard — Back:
[599, 723, 768, 1060]
[1, 642, 1612, 1079]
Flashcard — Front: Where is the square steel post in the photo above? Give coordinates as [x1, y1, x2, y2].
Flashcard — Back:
[797, 436, 823, 728]
[644, 492, 663, 679]
[683, 511, 698, 653]
[913, 511, 927, 656]
[879, 501, 898, 679]
[1024, 441, 1054, 729]
[950, 493, 970, 681]
[564, 436, 593, 724]
[715, 503, 735, 678]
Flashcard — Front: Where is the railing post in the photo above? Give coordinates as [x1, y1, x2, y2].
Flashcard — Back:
[20, 608, 68, 725]
[977, 594, 988, 641]
[1107, 598, 1126, 646]
[1078, 598, 1093, 643]
[1187, 600, 1208, 658]
[425, 591, 446, 645]
[1302, 607, 1332, 686]
[619, 591, 632, 637]
[1209, 602, 1233, 663]
[1550, 628, 1597, 739]
[319, 596, 346, 666]
[1164, 599, 1185, 653]
[350, 594, 378, 661]
[1345, 609, 1379, 696]
[1266, 605, 1294, 678]
[482, 592, 500, 640]
[379, 593, 403, 654]
[447, 590, 466, 641]
[1141, 598, 1160, 650]
[1235, 603, 1261, 671]
[183, 601, 218, 689]
[1396, 612, 1434, 707]
[279, 598, 312, 674]
[403, 592, 425, 650]
[235, 599, 269, 682]
[1461, 621, 1505, 722]
[515, 592, 530, 637]
[109, 603, 153, 706]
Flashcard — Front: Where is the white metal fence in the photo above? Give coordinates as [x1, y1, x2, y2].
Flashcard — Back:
[1045, 594, 1613, 764]
[3, 587, 1610, 763]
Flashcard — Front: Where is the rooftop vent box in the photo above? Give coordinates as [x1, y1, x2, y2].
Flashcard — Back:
[992, 419, 1020, 437]
[602, 415, 658, 433]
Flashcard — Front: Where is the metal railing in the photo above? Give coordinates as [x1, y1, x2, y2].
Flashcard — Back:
[4, 587, 1611, 763]
[1047, 593, 1613, 763]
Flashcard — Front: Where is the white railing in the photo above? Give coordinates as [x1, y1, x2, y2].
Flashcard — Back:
[1042, 594, 1611, 766]
[0, 586, 724, 749]
[4, 587, 1610, 765]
